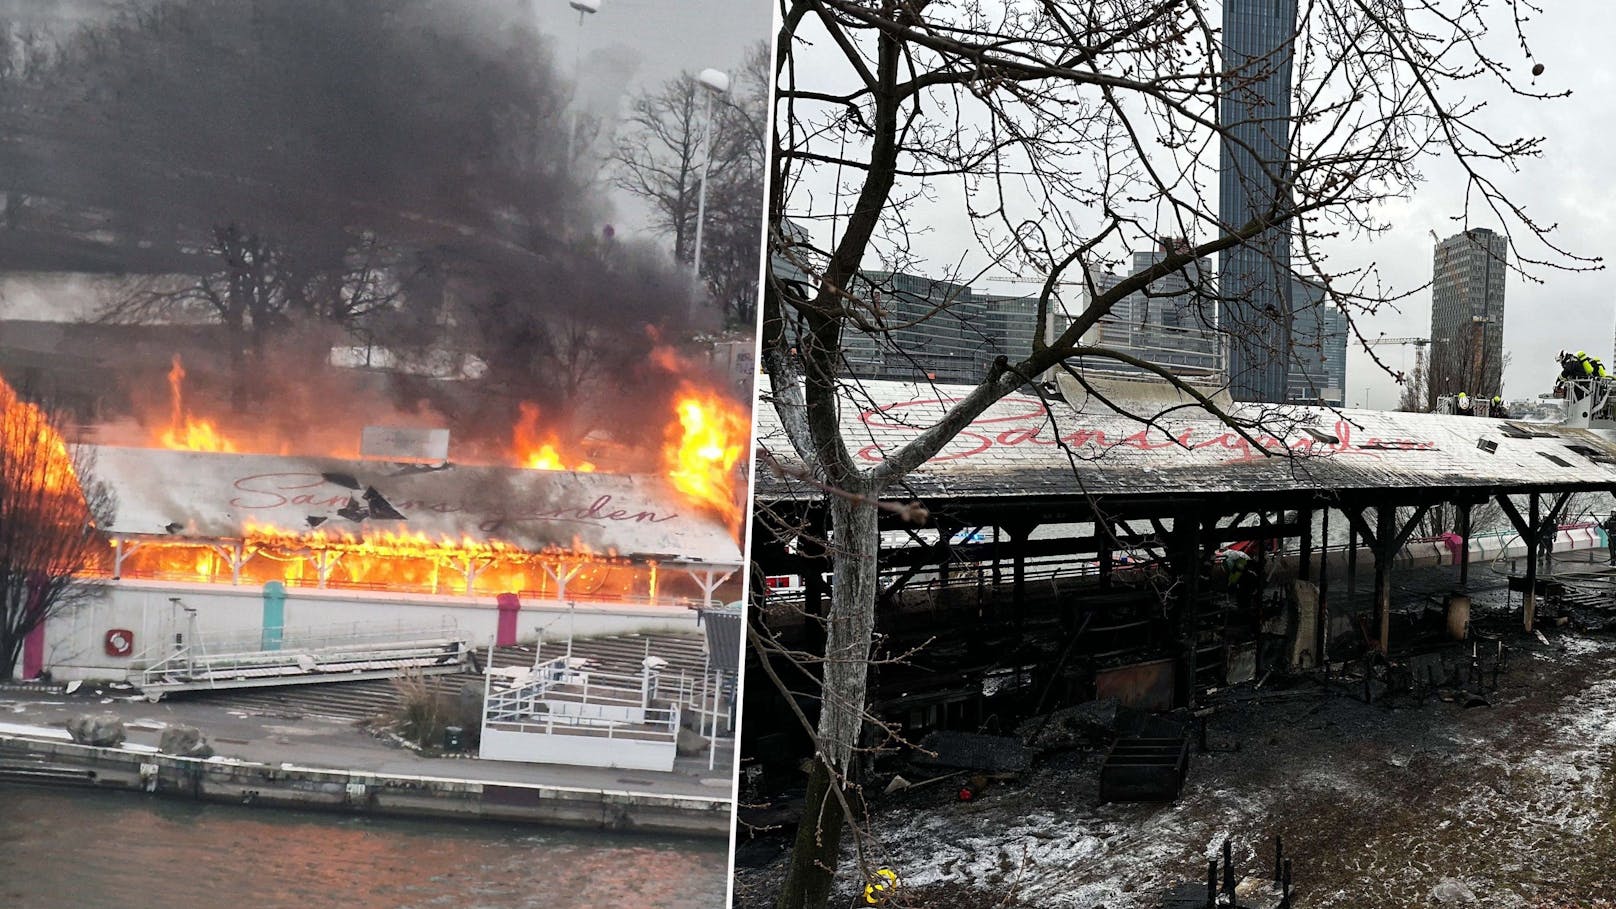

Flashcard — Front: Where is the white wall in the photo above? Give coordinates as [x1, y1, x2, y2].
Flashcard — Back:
[478, 726, 676, 772]
[38, 579, 704, 682]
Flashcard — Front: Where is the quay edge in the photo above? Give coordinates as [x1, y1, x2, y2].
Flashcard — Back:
[0, 734, 734, 839]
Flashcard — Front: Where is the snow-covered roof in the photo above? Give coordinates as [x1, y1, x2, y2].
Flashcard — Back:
[755, 379, 1616, 505]
[84, 445, 742, 565]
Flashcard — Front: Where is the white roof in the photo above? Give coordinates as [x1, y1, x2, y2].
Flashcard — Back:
[85, 445, 741, 565]
[755, 379, 1616, 504]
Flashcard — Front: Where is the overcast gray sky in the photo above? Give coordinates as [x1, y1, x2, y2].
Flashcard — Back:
[524, 0, 771, 237]
[780, 1, 1615, 410]
[0, 0, 773, 322]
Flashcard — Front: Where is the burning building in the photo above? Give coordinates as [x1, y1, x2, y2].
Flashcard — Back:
[9, 362, 750, 682]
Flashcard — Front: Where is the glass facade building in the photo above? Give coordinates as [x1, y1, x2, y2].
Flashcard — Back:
[1218, 0, 1299, 402]
[1286, 279, 1347, 405]
[1079, 241, 1223, 377]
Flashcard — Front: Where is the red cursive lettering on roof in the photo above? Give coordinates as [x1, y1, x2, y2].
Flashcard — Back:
[231, 474, 679, 526]
[856, 401, 1437, 466]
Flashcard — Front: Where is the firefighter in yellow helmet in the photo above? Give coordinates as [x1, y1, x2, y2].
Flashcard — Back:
[864, 867, 900, 905]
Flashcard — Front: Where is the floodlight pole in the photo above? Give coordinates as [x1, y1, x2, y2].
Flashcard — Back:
[691, 68, 730, 282]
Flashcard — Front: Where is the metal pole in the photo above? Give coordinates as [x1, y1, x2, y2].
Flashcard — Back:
[708, 669, 720, 771]
[698, 653, 709, 763]
[692, 87, 715, 279]
[567, 9, 585, 162]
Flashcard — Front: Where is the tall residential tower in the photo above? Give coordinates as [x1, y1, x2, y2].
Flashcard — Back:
[1427, 228, 1507, 405]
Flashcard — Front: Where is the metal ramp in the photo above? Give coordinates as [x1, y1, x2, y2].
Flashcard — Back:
[137, 620, 473, 699]
[478, 646, 681, 772]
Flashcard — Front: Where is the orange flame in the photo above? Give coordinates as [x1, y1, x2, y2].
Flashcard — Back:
[0, 376, 83, 502]
[663, 385, 749, 528]
[158, 355, 238, 453]
[514, 402, 595, 472]
[112, 519, 638, 598]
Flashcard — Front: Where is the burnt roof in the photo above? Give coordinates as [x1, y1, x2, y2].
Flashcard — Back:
[87, 445, 741, 566]
[755, 379, 1616, 514]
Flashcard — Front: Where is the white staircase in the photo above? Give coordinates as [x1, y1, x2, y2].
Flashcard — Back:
[137, 621, 472, 699]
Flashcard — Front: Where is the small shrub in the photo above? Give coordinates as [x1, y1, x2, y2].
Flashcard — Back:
[390, 669, 449, 748]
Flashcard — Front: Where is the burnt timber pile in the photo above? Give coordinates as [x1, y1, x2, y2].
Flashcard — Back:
[744, 378, 1616, 783]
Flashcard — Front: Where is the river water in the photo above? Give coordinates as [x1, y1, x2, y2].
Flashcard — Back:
[0, 785, 728, 908]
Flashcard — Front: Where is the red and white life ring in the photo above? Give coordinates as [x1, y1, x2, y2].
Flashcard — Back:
[104, 629, 134, 657]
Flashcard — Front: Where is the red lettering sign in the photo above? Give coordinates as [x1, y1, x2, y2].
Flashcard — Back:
[855, 397, 1436, 466]
[229, 473, 680, 528]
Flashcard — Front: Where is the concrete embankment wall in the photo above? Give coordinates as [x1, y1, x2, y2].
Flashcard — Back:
[0, 734, 731, 838]
[887, 525, 1607, 615]
[1275, 524, 1604, 577]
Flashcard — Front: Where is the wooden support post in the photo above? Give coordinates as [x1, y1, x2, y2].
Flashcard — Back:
[936, 520, 956, 588]
[1525, 493, 1540, 632]
[1347, 521, 1358, 628]
[1098, 517, 1114, 591]
[1458, 500, 1473, 590]
[804, 562, 828, 650]
[1496, 491, 1570, 633]
[1375, 505, 1394, 654]
[1344, 501, 1429, 655]
[1254, 512, 1269, 606]
[1006, 522, 1033, 619]
[991, 525, 1002, 588]
[1171, 512, 1205, 708]
[1298, 508, 1314, 583]
[1317, 507, 1330, 669]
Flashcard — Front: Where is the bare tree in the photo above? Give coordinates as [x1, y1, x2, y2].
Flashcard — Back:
[1427, 319, 1503, 406]
[0, 379, 113, 679]
[758, 2, 1591, 907]
[1398, 345, 1429, 412]
[612, 42, 769, 328]
[106, 224, 403, 407]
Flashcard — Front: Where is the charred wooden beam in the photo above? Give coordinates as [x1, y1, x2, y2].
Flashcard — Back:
[1316, 507, 1330, 668]
[1458, 500, 1472, 590]
[1497, 491, 1570, 631]
[1164, 510, 1206, 709]
[1298, 508, 1314, 583]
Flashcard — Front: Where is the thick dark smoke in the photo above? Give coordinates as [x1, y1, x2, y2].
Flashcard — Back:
[0, 0, 715, 462]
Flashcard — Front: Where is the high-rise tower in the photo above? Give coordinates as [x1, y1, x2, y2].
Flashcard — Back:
[1427, 228, 1507, 405]
[1219, 0, 1300, 402]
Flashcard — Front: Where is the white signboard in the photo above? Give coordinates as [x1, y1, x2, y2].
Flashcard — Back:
[360, 426, 450, 463]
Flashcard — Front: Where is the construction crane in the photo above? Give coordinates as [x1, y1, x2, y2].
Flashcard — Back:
[1364, 336, 1431, 347]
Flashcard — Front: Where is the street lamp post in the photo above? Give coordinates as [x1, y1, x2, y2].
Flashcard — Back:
[691, 67, 731, 282]
[566, 0, 600, 161]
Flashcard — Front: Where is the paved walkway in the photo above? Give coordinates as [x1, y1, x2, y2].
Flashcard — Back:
[0, 685, 735, 800]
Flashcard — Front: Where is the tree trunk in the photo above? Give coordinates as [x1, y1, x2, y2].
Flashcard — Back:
[776, 493, 881, 909]
[775, 758, 845, 909]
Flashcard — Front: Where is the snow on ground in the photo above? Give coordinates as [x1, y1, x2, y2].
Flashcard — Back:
[771, 634, 1616, 908]
[1, 721, 160, 753]
[0, 721, 71, 740]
